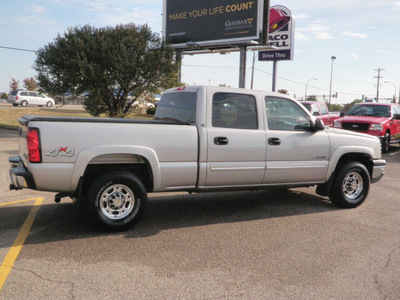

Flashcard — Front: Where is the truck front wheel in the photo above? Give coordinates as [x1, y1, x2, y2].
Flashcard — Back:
[329, 162, 370, 208]
[86, 171, 147, 231]
[382, 132, 390, 153]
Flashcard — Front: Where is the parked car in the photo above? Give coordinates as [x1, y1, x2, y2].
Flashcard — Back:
[299, 101, 340, 127]
[8, 90, 55, 107]
[334, 102, 400, 152]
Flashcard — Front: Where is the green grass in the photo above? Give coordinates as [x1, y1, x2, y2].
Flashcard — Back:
[0, 106, 152, 129]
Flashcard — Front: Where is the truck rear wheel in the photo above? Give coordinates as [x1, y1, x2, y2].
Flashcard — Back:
[329, 162, 370, 208]
[86, 171, 147, 231]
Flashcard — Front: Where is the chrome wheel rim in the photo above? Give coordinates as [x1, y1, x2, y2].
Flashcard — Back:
[99, 184, 135, 220]
[342, 171, 363, 202]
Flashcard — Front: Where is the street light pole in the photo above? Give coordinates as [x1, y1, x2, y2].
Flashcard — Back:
[305, 78, 317, 100]
[384, 81, 397, 103]
[328, 56, 336, 106]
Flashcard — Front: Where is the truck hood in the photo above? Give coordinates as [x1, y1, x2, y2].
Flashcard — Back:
[338, 116, 388, 124]
[328, 127, 380, 141]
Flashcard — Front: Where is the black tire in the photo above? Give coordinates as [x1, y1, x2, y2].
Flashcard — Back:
[86, 171, 147, 231]
[46, 101, 53, 107]
[381, 132, 390, 153]
[12, 103, 18, 107]
[21, 100, 28, 107]
[329, 162, 370, 208]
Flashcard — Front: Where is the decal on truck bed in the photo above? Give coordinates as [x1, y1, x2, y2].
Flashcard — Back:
[46, 147, 75, 157]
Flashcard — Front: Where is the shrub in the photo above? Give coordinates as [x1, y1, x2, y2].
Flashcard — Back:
[146, 106, 156, 115]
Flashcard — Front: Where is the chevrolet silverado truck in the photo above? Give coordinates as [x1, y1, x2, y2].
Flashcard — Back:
[334, 102, 400, 153]
[299, 101, 340, 127]
[9, 86, 386, 231]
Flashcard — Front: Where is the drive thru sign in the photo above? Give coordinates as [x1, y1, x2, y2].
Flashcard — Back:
[259, 5, 294, 61]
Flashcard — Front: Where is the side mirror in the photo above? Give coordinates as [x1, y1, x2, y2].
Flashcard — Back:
[313, 111, 321, 116]
[312, 118, 325, 132]
[393, 114, 400, 120]
[340, 111, 345, 117]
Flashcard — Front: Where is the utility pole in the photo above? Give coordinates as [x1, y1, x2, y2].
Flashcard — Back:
[374, 68, 384, 102]
[250, 52, 256, 89]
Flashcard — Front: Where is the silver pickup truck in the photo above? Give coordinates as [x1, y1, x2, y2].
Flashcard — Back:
[9, 86, 386, 231]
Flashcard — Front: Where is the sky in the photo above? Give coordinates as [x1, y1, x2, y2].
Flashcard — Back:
[1, 0, 400, 105]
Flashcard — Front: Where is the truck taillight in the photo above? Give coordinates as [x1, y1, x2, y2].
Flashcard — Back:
[16, 96, 19, 100]
[27, 128, 41, 163]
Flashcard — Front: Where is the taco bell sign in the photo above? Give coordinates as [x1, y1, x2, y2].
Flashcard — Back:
[259, 5, 294, 61]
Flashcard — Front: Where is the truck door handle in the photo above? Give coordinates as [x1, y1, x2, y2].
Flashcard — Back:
[268, 137, 281, 145]
[214, 136, 229, 145]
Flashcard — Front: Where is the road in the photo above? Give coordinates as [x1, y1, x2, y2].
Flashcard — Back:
[1, 128, 400, 299]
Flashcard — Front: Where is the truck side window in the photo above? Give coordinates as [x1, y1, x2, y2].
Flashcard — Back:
[310, 104, 319, 115]
[155, 92, 197, 123]
[319, 104, 328, 115]
[265, 96, 311, 131]
[212, 93, 258, 129]
[393, 105, 400, 116]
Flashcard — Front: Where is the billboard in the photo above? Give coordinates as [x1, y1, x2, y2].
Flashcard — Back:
[163, 0, 264, 49]
[258, 5, 294, 61]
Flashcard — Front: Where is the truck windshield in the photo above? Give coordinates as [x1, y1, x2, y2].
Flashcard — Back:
[347, 105, 391, 118]
[155, 92, 196, 124]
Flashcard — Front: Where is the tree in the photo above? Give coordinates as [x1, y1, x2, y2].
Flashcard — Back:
[9, 78, 19, 91]
[327, 103, 342, 112]
[343, 99, 362, 113]
[278, 89, 288, 95]
[34, 23, 178, 117]
[23, 77, 38, 91]
[306, 95, 318, 101]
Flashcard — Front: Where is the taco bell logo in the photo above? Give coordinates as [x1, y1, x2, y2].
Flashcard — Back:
[266, 6, 293, 49]
[269, 8, 290, 33]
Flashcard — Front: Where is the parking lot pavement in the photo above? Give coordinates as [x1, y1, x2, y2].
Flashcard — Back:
[1, 127, 400, 299]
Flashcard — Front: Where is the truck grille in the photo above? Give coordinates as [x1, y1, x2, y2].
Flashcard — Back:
[342, 122, 370, 132]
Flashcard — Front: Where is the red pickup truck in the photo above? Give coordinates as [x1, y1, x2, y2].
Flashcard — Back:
[299, 101, 340, 127]
[333, 102, 400, 152]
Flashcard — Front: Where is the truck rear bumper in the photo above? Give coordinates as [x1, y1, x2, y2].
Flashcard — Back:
[9, 156, 36, 190]
[371, 159, 386, 183]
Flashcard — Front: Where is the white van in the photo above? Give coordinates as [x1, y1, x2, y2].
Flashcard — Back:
[8, 90, 55, 107]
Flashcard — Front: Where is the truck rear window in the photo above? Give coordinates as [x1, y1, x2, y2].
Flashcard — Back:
[155, 92, 196, 124]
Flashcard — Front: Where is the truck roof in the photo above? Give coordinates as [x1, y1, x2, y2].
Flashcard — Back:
[162, 85, 294, 99]
[298, 101, 327, 105]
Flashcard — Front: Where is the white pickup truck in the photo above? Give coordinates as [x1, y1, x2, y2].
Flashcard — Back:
[9, 86, 386, 231]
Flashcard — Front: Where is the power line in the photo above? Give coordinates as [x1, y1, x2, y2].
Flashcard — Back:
[0, 45, 37, 53]
[184, 63, 366, 96]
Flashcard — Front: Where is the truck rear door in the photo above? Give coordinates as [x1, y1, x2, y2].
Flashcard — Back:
[204, 91, 266, 186]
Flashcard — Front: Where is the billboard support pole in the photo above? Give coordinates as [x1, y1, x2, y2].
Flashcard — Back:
[239, 46, 247, 88]
[262, 0, 270, 45]
[272, 60, 277, 91]
[176, 51, 182, 85]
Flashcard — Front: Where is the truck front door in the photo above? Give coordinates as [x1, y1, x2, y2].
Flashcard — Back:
[264, 96, 330, 184]
[205, 92, 266, 186]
